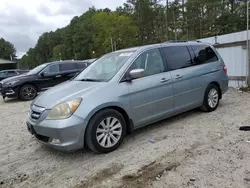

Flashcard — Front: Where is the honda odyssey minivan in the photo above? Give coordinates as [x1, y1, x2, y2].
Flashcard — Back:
[27, 41, 228, 153]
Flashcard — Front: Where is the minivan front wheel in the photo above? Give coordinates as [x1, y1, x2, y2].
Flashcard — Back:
[201, 84, 220, 112]
[85, 109, 126, 153]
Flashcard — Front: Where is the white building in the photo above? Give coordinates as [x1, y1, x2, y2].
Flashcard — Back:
[199, 30, 248, 88]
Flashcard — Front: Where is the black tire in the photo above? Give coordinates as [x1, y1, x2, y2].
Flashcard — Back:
[85, 109, 127, 153]
[19, 84, 37, 101]
[201, 84, 220, 112]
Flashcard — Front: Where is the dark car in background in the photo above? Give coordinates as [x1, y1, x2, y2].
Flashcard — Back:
[0, 69, 29, 81]
[0, 60, 90, 100]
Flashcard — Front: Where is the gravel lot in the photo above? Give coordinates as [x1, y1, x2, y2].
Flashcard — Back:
[0, 88, 250, 188]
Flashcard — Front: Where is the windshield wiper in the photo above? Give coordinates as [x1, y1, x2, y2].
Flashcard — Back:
[78, 78, 101, 82]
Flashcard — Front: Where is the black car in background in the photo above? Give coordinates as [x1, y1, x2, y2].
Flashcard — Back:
[0, 69, 29, 81]
[0, 60, 90, 100]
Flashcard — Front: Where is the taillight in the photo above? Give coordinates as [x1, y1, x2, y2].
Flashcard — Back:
[223, 65, 227, 74]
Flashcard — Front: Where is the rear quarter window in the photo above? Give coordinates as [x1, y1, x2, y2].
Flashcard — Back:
[191, 45, 218, 65]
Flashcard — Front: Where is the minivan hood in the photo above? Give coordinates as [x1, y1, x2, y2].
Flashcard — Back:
[34, 81, 104, 109]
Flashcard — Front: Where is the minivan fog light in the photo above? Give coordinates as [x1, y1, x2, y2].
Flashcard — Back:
[46, 98, 82, 120]
[50, 138, 61, 145]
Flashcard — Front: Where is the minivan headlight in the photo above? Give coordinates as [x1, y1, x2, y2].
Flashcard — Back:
[46, 99, 82, 120]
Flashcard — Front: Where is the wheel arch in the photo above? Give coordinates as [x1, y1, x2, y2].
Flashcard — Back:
[19, 82, 39, 91]
[85, 104, 134, 135]
[209, 81, 222, 99]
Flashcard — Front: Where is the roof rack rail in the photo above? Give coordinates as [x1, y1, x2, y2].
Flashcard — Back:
[165, 40, 188, 43]
[164, 40, 202, 43]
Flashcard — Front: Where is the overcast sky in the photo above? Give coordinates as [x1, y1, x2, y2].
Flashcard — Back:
[0, 0, 126, 58]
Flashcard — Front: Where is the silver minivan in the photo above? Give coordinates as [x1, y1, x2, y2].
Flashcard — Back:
[27, 41, 228, 153]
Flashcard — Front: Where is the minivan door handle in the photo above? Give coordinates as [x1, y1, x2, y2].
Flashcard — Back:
[160, 78, 170, 83]
[175, 75, 183, 79]
[55, 75, 62, 78]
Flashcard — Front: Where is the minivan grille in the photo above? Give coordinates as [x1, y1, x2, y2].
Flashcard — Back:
[30, 105, 45, 122]
[31, 111, 41, 120]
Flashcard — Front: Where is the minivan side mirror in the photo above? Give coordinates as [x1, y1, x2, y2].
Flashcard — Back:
[129, 69, 144, 80]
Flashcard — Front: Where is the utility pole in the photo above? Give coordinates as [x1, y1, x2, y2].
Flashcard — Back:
[246, 0, 249, 86]
[114, 41, 117, 51]
[110, 37, 114, 52]
[173, 11, 177, 41]
[182, 0, 184, 13]
[166, 0, 169, 41]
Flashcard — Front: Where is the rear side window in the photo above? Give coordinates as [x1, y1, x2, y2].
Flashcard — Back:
[163, 46, 192, 70]
[192, 45, 218, 65]
[59, 63, 77, 71]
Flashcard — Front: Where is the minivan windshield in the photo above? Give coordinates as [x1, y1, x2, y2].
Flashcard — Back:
[74, 51, 134, 82]
[27, 63, 49, 75]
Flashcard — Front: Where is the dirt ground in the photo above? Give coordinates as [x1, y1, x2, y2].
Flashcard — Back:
[0, 88, 250, 188]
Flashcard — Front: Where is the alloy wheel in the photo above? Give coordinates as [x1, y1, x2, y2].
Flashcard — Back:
[96, 117, 122, 148]
[208, 88, 219, 108]
[22, 86, 36, 100]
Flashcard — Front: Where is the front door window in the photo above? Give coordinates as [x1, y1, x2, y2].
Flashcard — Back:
[128, 48, 165, 78]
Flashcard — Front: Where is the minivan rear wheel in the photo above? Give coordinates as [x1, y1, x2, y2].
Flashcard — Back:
[85, 109, 126, 153]
[201, 84, 220, 112]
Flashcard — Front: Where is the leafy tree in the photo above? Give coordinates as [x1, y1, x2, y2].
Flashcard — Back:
[51, 44, 67, 61]
[0, 38, 16, 60]
[91, 11, 139, 56]
[71, 8, 96, 59]
[19, 0, 250, 68]
[19, 54, 29, 69]
[125, 0, 159, 44]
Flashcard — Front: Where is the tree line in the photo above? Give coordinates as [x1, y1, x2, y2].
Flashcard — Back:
[16, 0, 249, 68]
[0, 38, 16, 61]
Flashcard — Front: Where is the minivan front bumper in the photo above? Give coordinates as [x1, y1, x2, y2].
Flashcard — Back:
[27, 114, 87, 152]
